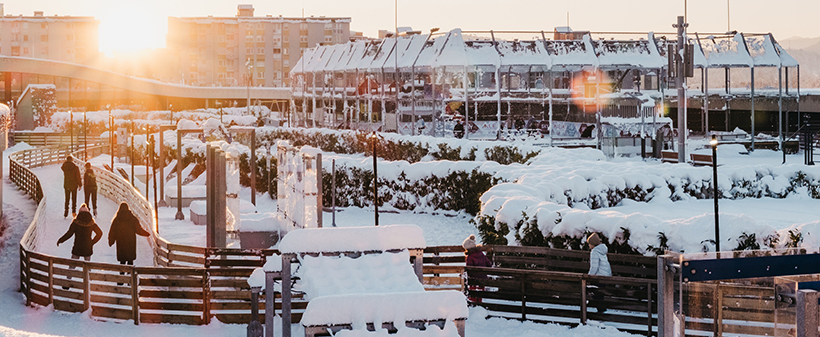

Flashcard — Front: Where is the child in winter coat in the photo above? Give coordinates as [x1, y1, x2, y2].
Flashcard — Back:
[463, 234, 492, 303]
[587, 232, 612, 313]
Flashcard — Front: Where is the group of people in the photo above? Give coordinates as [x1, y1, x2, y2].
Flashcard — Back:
[58, 156, 151, 287]
[463, 232, 612, 312]
[61, 155, 97, 218]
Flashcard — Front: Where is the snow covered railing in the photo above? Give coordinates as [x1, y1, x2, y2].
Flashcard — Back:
[277, 225, 468, 337]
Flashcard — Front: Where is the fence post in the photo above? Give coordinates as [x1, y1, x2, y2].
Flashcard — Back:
[203, 269, 211, 325]
[131, 267, 139, 325]
[580, 278, 587, 324]
[520, 273, 527, 321]
[265, 271, 279, 337]
[657, 255, 676, 337]
[647, 282, 653, 337]
[282, 254, 292, 337]
[82, 264, 90, 312]
[796, 289, 819, 337]
[714, 283, 723, 336]
[48, 258, 54, 305]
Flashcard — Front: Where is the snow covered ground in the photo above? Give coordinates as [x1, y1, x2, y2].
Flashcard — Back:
[0, 147, 641, 336]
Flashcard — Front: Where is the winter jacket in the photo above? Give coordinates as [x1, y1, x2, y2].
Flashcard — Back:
[108, 210, 150, 262]
[61, 160, 82, 190]
[84, 168, 97, 191]
[588, 244, 612, 277]
[57, 211, 102, 257]
[465, 248, 492, 279]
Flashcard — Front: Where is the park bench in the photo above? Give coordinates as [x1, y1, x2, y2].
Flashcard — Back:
[277, 225, 468, 337]
[690, 153, 714, 166]
[660, 150, 678, 164]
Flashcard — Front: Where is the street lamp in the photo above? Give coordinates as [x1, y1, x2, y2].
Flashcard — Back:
[130, 121, 135, 187]
[83, 110, 88, 161]
[370, 132, 380, 226]
[711, 135, 720, 253]
[69, 111, 74, 152]
[108, 105, 114, 171]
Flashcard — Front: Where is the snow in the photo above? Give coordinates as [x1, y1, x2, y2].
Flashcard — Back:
[247, 268, 266, 288]
[300, 291, 468, 327]
[0, 103, 9, 117]
[297, 250, 424, 299]
[239, 212, 290, 232]
[279, 225, 426, 254]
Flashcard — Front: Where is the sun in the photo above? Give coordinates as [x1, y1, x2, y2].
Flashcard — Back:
[98, 6, 166, 56]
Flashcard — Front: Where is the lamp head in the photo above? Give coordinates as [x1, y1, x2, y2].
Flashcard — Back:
[710, 135, 718, 146]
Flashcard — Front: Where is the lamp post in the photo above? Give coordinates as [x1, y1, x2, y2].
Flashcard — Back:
[130, 121, 135, 187]
[83, 110, 88, 160]
[169, 104, 174, 124]
[370, 132, 379, 226]
[711, 135, 720, 253]
[246, 59, 253, 117]
[109, 105, 114, 171]
[69, 111, 74, 152]
[216, 100, 223, 123]
[175, 128, 204, 220]
[145, 126, 150, 200]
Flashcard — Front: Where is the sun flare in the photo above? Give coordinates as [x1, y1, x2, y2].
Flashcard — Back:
[98, 6, 166, 56]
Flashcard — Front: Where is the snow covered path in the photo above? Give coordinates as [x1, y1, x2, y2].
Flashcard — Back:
[30, 165, 153, 267]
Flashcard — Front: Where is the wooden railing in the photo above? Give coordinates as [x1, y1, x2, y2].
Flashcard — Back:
[11, 145, 307, 325]
[10, 131, 101, 148]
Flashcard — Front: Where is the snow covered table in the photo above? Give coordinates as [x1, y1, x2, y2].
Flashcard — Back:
[277, 225, 468, 337]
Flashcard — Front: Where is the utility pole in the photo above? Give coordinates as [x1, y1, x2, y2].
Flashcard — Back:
[674, 16, 689, 163]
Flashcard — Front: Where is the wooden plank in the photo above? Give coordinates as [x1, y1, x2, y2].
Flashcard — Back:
[84, 261, 133, 273]
[423, 265, 464, 274]
[28, 280, 50, 296]
[91, 305, 134, 321]
[210, 278, 250, 288]
[210, 290, 251, 300]
[89, 282, 133, 295]
[51, 267, 84, 279]
[424, 245, 465, 253]
[139, 278, 203, 288]
[135, 267, 206, 276]
[89, 272, 132, 284]
[167, 243, 207, 255]
[423, 276, 462, 286]
[140, 301, 203, 311]
[139, 290, 204, 299]
[422, 256, 465, 264]
[207, 259, 264, 267]
[29, 292, 50, 307]
[139, 313, 203, 325]
[53, 299, 86, 313]
[90, 294, 133, 307]
[53, 287, 85, 301]
[168, 253, 207, 265]
[207, 269, 255, 277]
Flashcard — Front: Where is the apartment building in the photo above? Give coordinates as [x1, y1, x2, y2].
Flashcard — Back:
[166, 4, 350, 87]
[0, 5, 100, 65]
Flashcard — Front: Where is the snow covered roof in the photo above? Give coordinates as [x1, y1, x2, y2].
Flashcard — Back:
[699, 34, 753, 68]
[397, 34, 430, 71]
[300, 291, 468, 327]
[278, 224, 427, 254]
[497, 40, 551, 68]
[354, 41, 382, 71]
[744, 33, 781, 67]
[544, 34, 598, 68]
[772, 36, 799, 68]
[306, 45, 332, 73]
[368, 38, 397, 72]
[290, 47, 316, 76]
[413, 34, 448, 73]
[343, 41, 369, 72]
[594, 33, 664, 69]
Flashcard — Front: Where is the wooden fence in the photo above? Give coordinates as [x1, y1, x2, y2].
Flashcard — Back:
[11, 131, 101, 148]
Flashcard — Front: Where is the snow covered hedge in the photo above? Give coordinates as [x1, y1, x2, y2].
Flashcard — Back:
[257, 127, 541, 165]
[474, 145, 820, 255]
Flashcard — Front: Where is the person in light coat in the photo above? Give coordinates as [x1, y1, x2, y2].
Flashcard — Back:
[587, 232, 612, 313]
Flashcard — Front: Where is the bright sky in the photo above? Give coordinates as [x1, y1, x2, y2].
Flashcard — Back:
[9, 0, 818, 56]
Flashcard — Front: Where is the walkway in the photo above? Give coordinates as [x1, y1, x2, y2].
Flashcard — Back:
[31, 164, 153, 266]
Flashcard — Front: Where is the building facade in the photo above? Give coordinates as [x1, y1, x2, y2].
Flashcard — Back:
[0, 6, 100, 65]
[166, 5, 350, 87]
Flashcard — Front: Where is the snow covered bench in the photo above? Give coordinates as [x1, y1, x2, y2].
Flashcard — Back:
[277, 225, 468, 337]
[660, 150, 678, 163]
[690, 153, 714, 166]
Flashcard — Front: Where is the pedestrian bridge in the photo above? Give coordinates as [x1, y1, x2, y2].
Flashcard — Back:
[0, 56, 290, 110]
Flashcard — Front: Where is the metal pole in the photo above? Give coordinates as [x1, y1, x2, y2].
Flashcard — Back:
[251, 129, 256, 206]
[175, 130, 185, 220]
[331, 158, 336, 227]
[712, 135, 720, 253]
[130, 122, 135, 187]
[145, 127, 149, 200]
[751, 67, 755, 151]
[84, 111, 87, 161]
[70, 112, 74, 152]
[372, 146, 379, 226]
[675, 16, 687, 163]
[779, 66, 785, 164]
[109, 107, 114, 171]
[151, 135, 158, 228]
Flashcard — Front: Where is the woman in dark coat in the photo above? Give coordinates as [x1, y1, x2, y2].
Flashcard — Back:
[108, 203, 150, 266]
[57, 204, 102, 258]
[83, 162, 98, 216]
[57, 204, 102, 288]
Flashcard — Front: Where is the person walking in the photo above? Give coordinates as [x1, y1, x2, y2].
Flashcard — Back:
[56, 204, 102, 289]
[108, 203, 150, 283]
[463, 234, 492, 304]
[587, 232, 612, 313]
[83, 162, 98, 216]
[61, 156, 82, 218]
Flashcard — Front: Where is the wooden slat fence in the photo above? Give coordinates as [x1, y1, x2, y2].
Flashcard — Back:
[11, 131, 101, 148]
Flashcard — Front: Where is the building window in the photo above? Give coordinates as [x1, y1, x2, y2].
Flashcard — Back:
[67, 35, 74, 42]
[257, 71, 264, 79]
[41, 23, 48, 29]
[23, 47, 29, 55]
[219, 59, 226, 67]
[11, 46, 19, 56]
[273, 48, 281, 54]
[258, 48, 264, 54]
[246, 48, 252, 54]
[41, 47, 48, 55]
[256, 36, 263, 42]
[41, 35, 48, 42]
[23, 35, 28, 42]
[218, 36, 225, 42]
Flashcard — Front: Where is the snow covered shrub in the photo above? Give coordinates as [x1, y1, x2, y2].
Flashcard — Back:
[30, 85, 57, 127]
[483, 146, 539, 166]
[470, 214, 509, 246]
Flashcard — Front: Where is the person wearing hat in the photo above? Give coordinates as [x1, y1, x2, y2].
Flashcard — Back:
[61, 155, 82, 218]
[57, 203, 102, 289]
[587, 232, 612, 313]
[83, 162, 98, 216]
[463, 234, 492, 303]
